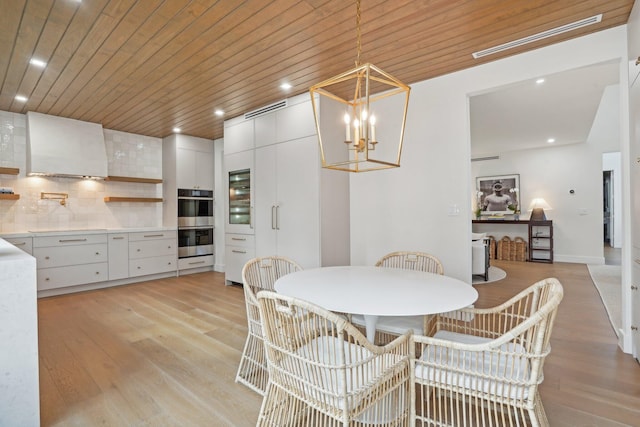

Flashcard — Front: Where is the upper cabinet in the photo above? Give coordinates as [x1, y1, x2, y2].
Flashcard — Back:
[177, 142, 215, 190]
[162, 134, 215, 228]
[163, 134, 214, 191]
[224, 119, 254, 154]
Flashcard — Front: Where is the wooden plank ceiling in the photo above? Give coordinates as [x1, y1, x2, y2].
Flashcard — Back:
[0, 0, 634, 141]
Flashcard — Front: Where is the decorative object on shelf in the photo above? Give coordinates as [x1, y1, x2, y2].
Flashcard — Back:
[474, 191, 483, 219]
[41, 192, 68, 206]
[508, 187, 520, 219]
[0, 187, 14, 194]
[309, 0, 410, 173]
[529, 198, 552, 220]
[476, 174, 520, 215]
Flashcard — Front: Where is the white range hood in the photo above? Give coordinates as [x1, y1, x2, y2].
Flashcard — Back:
[26, 112, 108, 179]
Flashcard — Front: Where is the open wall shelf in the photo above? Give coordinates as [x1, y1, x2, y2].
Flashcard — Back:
[0, 167, 19, 175]
[105, 176, 163, 184]
[104, 197, 163, 203]
[0, 194, 19, 200]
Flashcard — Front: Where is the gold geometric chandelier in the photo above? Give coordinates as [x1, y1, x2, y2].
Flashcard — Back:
[309, 0, 410, 172]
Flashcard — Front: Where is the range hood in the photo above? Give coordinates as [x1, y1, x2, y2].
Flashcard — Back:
[26, 112, 108, 179]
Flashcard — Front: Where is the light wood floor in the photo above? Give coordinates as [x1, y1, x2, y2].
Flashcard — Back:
[38, 261, 640, 426]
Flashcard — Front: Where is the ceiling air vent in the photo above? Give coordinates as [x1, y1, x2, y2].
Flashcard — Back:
[471, 155, 500, 162]
[244, 100, 288, 119]
[472, 14, 602, 59]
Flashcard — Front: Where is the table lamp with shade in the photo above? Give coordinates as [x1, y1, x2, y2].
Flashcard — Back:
[529, 198, 552, 221]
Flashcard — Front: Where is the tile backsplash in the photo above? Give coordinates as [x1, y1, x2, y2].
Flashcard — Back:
[0, 110, 164, 233]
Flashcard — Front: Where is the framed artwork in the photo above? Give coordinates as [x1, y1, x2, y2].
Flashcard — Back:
[476, 174, 520, 215]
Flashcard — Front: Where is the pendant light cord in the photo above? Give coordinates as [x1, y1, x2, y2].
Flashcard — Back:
[355, 0, 361, 67]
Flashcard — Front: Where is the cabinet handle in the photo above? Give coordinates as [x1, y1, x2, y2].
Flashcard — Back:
[45, 256, 50, 260]
[632, 326, 638, 331]
[232, 249, 247, 254]
[13, 242, 26, 246]
[231, 237, 246, 241]
[189, 260, 206, 265]
[635, 259, 640, 265]
[632, 285, 638, 291]
[168, 245, 171, 249]
[137, 266, 141, 269]
[276, 205, 280, 230]
[143, 234, 164, 238]
[95, 252, 100, 255]
[112, 236, 124, 240]
[45, 277, 50, 281]
[95, 271, 100, 275]
[271, 205, 276, 230]
[250, 206, 254, 229]
[137, 249, 141, 252]
[59, 238, 87, 243]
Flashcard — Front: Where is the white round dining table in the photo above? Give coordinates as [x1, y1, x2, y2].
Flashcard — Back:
[274, 266, 478, 342]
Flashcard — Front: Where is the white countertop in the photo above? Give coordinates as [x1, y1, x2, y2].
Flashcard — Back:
[1, 226, 177, 238]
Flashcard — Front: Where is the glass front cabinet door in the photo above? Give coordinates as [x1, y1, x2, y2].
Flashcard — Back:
[224, 150, 254, 234]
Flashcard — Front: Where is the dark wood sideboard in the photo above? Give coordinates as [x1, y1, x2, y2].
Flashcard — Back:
[472, 220, 553, 263]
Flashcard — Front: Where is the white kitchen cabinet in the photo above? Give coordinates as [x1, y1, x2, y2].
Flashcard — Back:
[223, 93, 350, 283]
[224, 233, 255, 284]
[33, 233, 108, 290]
[176, 136, 215, 190]
[254, 136, 320, 267]
[108, 233, 129, 280]
[631, 59, 640, 360]
[128, 231, 177, 277]
[4, 236, 33, 255]
[224, 118, 254, 154]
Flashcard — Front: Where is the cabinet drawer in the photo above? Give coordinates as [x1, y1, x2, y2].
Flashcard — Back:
[178, 255, 214, 270]
[4, 237, 33, 255]
[34, 244, 108, 268]
[225, 244, 255, 283]
[129, 239, 176, 259]
[225, 233, 255, 247]
[129, 231, 177, 242]
[34, 233, 107, 247]
[38, 263, 108, 290]
[129, 255, 176, 277]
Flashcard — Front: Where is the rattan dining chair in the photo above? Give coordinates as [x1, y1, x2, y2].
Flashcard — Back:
[235, 256, 302, 395]
[412, 278, 564, 427]
[256, 290, 413, 426]
[352, 251, 444, 344]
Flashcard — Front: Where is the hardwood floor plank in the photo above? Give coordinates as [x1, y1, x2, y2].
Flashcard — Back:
[37, 266, 640, 426]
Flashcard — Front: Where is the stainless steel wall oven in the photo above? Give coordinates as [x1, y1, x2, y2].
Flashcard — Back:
[177, 189, 214, 259]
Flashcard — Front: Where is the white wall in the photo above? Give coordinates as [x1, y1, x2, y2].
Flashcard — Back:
[349, 26, 628, 281]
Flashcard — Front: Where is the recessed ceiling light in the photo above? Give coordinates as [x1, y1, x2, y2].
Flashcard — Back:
[547, 138, 555, 143]
[214, 109, 224, 117]
[15, 95, 27, 102]
[536, 78, 545, 84]
[280, 83, 292, 90]
[173, 127, 181, 133]
[29, 58, 47, 68]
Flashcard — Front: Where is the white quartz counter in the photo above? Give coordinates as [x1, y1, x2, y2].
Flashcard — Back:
[1, 226, 176, 239]
[0, 238, 40, 426]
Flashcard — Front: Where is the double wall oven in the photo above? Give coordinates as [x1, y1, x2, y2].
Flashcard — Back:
[177, 189, 214, 259]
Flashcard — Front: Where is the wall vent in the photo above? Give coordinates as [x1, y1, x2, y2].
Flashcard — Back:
[472, 14, 602, 59]
[471, 155, 500, 162]
[244, 100, 288, 119]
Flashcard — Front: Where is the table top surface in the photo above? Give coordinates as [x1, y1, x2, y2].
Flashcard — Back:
[274, 266, 478, 317]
